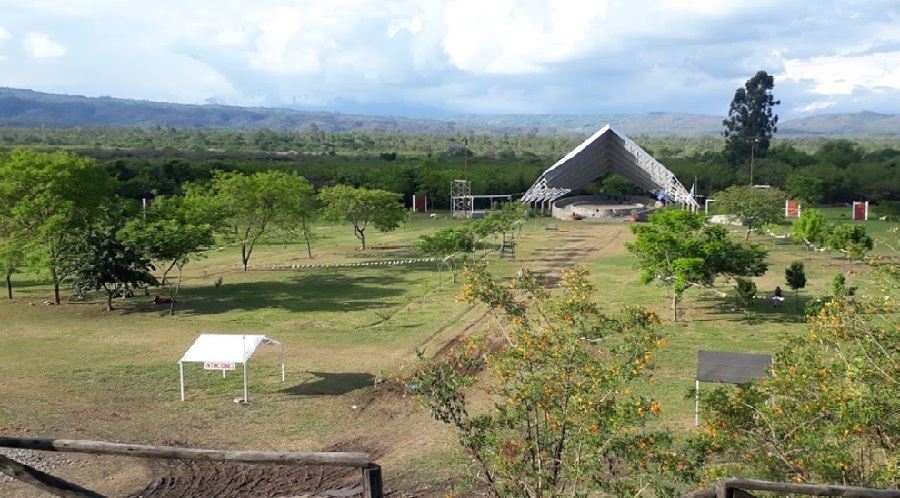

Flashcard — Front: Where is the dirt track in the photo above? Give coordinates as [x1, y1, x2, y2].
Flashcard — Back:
[129, 460, 361, 498]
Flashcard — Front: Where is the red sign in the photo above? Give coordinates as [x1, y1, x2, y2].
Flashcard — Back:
[853, 201, 868, 220]
[413, 195, 427, 212]
[204, 362, 236, 370]
[785, 200, 800, 218]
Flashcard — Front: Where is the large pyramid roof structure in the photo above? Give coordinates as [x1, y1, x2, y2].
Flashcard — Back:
[521, 124, 698, 208]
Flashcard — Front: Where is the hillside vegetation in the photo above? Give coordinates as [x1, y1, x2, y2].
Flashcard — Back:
[3, 86, 900, 137]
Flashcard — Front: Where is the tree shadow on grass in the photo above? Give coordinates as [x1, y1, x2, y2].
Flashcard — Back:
[280, 371, 375, 396]
[171, 271, 413, 316]
[690, 293, 807, 324]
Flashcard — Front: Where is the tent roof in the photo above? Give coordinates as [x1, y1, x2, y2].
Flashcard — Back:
[179, 334, 280, 364]
[520, 124, 697, 207]
[696, 350, 772, 384]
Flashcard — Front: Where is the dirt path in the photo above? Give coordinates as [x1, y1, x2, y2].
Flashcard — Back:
[427, 226, 628, 358]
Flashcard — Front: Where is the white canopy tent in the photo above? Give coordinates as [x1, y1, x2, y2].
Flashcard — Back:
[178, 334, 285, 402]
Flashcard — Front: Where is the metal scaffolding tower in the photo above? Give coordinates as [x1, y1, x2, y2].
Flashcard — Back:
[451, 180, 472, 219]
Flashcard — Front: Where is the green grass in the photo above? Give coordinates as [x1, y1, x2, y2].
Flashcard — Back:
[0, 214, 895, 491]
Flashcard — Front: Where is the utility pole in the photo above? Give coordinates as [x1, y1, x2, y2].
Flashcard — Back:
[458, 136, 470, 180]
[749, 137, 760, 186]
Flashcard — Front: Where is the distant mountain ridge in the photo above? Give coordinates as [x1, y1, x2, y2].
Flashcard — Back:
[1, 87, 898, 137]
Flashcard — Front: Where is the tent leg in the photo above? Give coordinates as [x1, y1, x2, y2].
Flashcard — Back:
[179, 362, 185, 402]
[243, 362, 249, 403]
[694, 380, 700, 427]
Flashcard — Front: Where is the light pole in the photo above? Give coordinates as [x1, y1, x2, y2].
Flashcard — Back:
[749, 137, 760, 186]
[458, 136, 469, 180]
[458, 136, 472, 217]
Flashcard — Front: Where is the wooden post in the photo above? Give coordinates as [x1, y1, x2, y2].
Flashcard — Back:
[722, 477, 900, 497]
[715, 482, 729, 498]
[362, 463, 383, 498]
[0, 453, 109, 498]
[1, 436, 384, 498]
[0, 437, 370, 467]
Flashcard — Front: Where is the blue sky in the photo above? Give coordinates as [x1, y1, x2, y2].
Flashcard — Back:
[1, 0, 898, 119]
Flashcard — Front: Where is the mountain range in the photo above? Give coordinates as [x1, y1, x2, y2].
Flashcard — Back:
[1, 87, 898, 137]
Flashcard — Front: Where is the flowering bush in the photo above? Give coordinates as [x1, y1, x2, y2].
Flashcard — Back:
[412, 263, 666, 498]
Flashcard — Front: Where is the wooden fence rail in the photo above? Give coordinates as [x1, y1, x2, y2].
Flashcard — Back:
[0, 436, 382, 498]
[680, 477, 900, 498]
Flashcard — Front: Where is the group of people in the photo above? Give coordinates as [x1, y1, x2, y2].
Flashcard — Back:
[768, 286, 785, 307]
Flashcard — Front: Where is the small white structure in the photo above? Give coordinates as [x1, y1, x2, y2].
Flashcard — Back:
[178, 334, 285, 402]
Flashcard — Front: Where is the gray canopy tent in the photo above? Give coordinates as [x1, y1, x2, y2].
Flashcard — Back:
[178, 334, 285, 402]
[695, 350, 772, 426]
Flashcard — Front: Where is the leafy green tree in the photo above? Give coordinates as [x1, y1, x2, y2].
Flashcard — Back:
[709, 185, 786, 240]
[784, 261, 807, 310]
[0, 148, 114, 304]
[626, 209, 769, 321]
[830, 274, 857, 300]
[412, 264, 665, 498]
[470, 202, 527, 259]
[785, 174, 825, 206]
[292, 182, 321, 259]
[733, 277, 757, 324]
[121, 195, 215, 316]
[857, 161, 900, 203]
[791, 208, 832, 258]
[815, 139, 864, 169]
[695, 260, 898, 488]
[318, 185, 408, 250]
[768, 143, 817, 168]
[722, 71, 780, 169]
[600, 174, 645, 196]
[0, 235, 23, 299]
[208, 170, 317, 270]
[417, 226, 475, 289]
[66, 209, 158, 311]
[827, 224, 873, 265]
[873, 201, 900, 222]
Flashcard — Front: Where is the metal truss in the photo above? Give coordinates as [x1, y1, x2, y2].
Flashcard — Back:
[450, 179, 472, 218]
[520, 124, 698, 208]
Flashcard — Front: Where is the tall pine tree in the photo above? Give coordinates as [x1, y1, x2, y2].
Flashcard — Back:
[722, 71, 780, 170]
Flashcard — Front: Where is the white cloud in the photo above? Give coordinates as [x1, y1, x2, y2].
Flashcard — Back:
[387, 14, 426, 37]
[0, 26, 9, 61]
[781, 51, 900, 95]
[1, 0, 900, 117]
[23, 32, 65, 58]
[214, 23, 257, 47]
[795, 101, 836, 113]
[441, 0, 610, 74]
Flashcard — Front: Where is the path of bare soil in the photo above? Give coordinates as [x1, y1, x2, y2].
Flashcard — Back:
[5, 226, 628, 498]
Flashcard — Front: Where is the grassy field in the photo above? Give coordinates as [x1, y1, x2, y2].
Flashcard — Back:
[0, 212, 896, 496]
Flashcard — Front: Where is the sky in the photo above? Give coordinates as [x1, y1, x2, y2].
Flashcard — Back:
[1, 0, 899, 120]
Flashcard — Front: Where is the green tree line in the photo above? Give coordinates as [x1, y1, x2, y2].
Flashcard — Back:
[1, 125, 897, 206]
[0, 148, 407, 309]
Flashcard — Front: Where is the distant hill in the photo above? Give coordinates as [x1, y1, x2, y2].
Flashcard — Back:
[1, 87, 897, 137]
[453, 113, 726, 137]
[777, 111, 900, 137]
